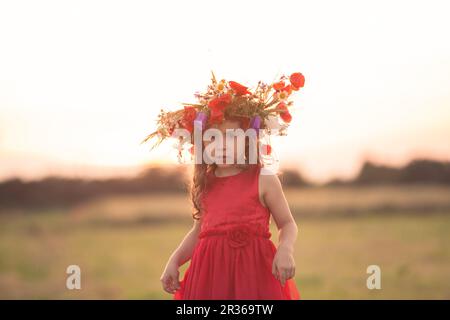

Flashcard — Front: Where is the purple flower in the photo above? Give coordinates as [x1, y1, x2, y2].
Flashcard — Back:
[194, 111, 208, 130]
[249, 115, 261, 132]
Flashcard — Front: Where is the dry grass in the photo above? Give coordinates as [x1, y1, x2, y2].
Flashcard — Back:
[0, 185, 449, 299]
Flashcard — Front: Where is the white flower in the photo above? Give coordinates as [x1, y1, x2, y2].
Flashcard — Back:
[264, 115, 282, 130]
[276, 90, 289, 101]
[215, 79, 228, 93]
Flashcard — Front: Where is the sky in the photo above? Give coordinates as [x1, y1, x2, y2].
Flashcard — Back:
[0, 0, 449, 184]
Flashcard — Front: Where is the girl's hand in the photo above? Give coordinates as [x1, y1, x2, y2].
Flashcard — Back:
[272, 245, 296, 286]
[160, 260, 181, 294]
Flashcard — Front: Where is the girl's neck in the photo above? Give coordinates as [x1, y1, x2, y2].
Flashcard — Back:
[214, 165, 245, 178]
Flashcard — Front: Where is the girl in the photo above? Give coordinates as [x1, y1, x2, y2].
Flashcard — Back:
[142, 71, 305, 299]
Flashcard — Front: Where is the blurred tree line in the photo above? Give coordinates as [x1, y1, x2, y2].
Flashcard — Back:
[0, 159, 449, 209]
[327, 159, 450, 186]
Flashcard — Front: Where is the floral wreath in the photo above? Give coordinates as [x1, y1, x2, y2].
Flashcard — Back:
[140, 71, 305, 160]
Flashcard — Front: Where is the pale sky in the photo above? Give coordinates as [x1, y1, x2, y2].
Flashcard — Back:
[1, 0, 449, 184]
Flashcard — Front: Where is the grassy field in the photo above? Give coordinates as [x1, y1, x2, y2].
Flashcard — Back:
[0, 185, 450, 299]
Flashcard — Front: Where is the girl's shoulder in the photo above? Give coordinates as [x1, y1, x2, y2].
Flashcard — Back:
[258, 164, 279, 180]
[258, 166, 282, 193]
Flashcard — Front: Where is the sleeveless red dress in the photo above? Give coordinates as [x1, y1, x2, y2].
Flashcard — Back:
[173, 164, 300, 300]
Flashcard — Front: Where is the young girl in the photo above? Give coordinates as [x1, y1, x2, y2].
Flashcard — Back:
[141, 71, 305, 299]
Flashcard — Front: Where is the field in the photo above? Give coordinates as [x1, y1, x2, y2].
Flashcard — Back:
[0, 185, 450, 299]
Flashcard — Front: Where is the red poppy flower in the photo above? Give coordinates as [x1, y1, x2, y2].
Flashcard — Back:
[229, 81, 251, 95]
[208, 93, 232, 110]
[283, 84, 293, 95]
[262, 144, 272, 155]
[279, 101, 290, 110]
[209, 107, 224, 124]
[290, 72, 305, 90]
[272, 80, 285, 91]
[278, 102, 292, 123]
[280, 111, 292, 123]
[180, 106, 197, 133]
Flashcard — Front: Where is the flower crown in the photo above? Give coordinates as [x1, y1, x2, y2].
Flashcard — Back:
[140, 71, 305, 154]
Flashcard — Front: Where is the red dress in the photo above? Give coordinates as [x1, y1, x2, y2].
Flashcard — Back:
[174, 164, 300, 300]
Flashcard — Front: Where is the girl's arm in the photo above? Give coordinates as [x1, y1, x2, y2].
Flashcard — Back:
[259, 172, 298, 286]
[160, 219, 201, 294]
[170, 218, 202, 266]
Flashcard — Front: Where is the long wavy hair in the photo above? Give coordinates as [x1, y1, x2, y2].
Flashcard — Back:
[190, 116, 262, 220]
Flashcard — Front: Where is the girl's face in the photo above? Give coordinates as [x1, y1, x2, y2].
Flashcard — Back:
[203, 120, 245, 168]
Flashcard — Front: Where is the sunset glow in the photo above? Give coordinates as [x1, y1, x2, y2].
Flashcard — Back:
[1, 0, 449, 183]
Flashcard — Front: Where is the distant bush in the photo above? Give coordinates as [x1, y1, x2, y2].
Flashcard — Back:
[1, 158, 449, 209]
[354, 159, 450, 185]
[0, 166, 188, 209]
